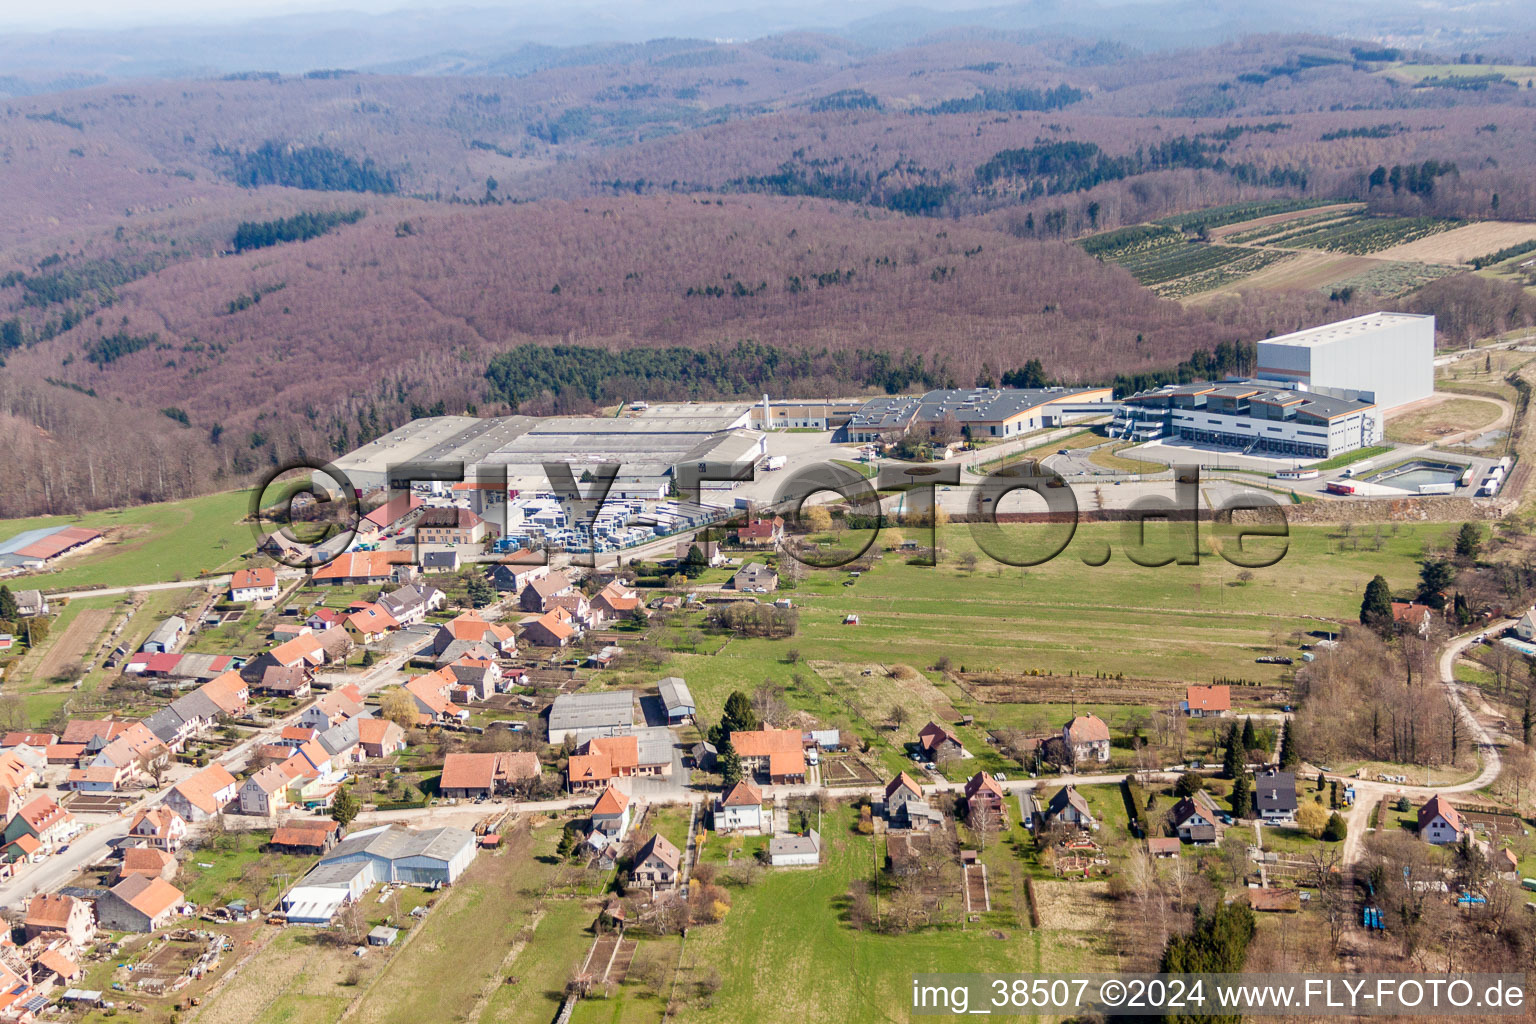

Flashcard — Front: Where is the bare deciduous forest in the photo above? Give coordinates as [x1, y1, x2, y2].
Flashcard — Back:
[3, 29, 1536, 515]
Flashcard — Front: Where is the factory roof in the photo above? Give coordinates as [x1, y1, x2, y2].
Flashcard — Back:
[1257, 311, 1432, 349]
[548, 691, 636, 735]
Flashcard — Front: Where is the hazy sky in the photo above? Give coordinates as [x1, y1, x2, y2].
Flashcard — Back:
[2, 0, 447, 29]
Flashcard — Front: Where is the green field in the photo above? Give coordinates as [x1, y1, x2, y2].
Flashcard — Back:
[669, 804, 1115, 1023]
[0, 489, 260, 590]
[1380, 63, 1536, 89]
[1078, 224, 1290, 297]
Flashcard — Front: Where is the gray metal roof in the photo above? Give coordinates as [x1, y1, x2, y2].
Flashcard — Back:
[1256, 772, 1298, 812]
[656, 677, 694, 713]
[549, 691, 636, 735]
[849, 387, 1106, 431]
[322, 824, 475, 865]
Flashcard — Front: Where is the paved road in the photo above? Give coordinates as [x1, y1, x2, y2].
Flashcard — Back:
[46, 569, 308, 601]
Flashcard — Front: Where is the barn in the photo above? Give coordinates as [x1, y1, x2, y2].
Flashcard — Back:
[316, 824, 477, 886]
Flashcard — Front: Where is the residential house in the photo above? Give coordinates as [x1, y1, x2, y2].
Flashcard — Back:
[12, 590, 48, 618]
[884, 773, 942, 830]
[162, 763, 239, 822]
[737, 517, 784, 548]
[714, 780, 764, 833]
[64, 765, 128, 793]
[94, 875, 185, 933]
[23, 893, 94, 946]
[591, 582, 642, 625]
[1148, 836, 1182, 859]
[254, 664, 312, 699]
[439, 751, 540, 799]
[1042, 785, 1097, 830]
[115, 848, 178, 884]
[311, 550, 410, 586]
[4, 794, 75, 854]
[674, 538, 723, 566]
[1255, 771, 1298, 824]
[242, 632, 327, 683]
[415, 507, 489, 545]
[730, 562, 778, 592]
[239, 763, 297, 817]
[344, 602, 400, 644]
[963, 772, 1007, 822]
[656, 677, 695, 725]
[1418, 794, 1465, 845]
[229, 568, 280, 603]
[1392, 601, 1434, 637]
[0, 732, 55, 749]
[916, 721, 965, 762]
[404, 670, 471, 726]
[127, 807, 186, 851]
[1519, 606, 1536, 642]
[421, 550, 460, 573]
[1062, 714, 1111, 764]
[487, 562, 550, 595]
[768, 829, 821, 867]
[630, 833, 681, 890]
[376, 583, 446, 628]
[524, 607, 579, 647]
[1182, 685, 1231, 717]
[357, 718, 406, 759]
[446, 657, 502, 703]
[298, 684, 365, 731]
[520, 571, 575, 613]
[567, 735, 640, 793]
[590, 784, 632, 842]
[434, 612, 517, 656]
[1170, 790, 1222, 843]
[730, 728, 805, 783]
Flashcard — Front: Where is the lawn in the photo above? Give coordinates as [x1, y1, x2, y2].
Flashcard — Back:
[1385, 397, 1503, 445]
[0, 489, 260, 590]
[179, 829, 321, 909]
[665, 804, 1118, 1023]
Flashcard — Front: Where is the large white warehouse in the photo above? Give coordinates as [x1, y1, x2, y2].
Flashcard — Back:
[1255, 312, 1434, 413]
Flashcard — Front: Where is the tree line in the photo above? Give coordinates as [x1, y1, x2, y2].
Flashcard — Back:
[233, 209, 365, 252]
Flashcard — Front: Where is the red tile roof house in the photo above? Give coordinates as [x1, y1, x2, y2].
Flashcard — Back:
[963, 772, 1008, 822]
[737, 516, 784, 548]
[23, 893, 94, 946]
[590, 582, 643, 625]
[1182, 685, 1231, 717]
[434, 612, 518, 655]
[566, 736, 641, 794]
[405, 671, 472, 726]
[343, 602, 400, 644]
[1062, 714, 1112, 764]
[3, 794, 76, 854]
[229, 567, 280, 603]
[521, 571, 576, 613]
[916, 721, 966, 762]
[1418, 794, 1466, 845]
[522, 607, 578, 648]
[1391, 601, 1434, 637]
[714, 780, 765, 833]
[439, 751, 540, 799]
[590, 784, 631, 840]
[357, 718, 406, 759]
[161, 763, 239, 822]
[94, 875, 185, 933]
[127, 807, 187, 851]
[115, 847, 178, 885]
[730, 729, 806, 784]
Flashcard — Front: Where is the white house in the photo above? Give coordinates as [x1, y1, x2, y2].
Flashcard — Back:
[1418, 794, 1465, 846]
[229, 568, 280, 603]
[714, 780, 764, 833]
[1062, 714, 1111, 763]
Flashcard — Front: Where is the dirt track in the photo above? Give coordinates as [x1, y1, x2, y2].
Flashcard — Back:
[32, 608, 111, 682]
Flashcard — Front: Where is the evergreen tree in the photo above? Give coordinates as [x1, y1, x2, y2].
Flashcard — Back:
[466, 574, 496, 608]
[719, 745, 744, 786]
[1359, 574, 1393, 629]
[681, 544, 707, 579]
[330, 785, 361, 828]
[1454, 522, 1482, 560]
[721, 691, 758, 735]
[1322, 812, 1348, 842]
[1221, 723, 1241, 779]
[1175, 772, 1205, 798]
[1240, 716, 1256, 752]
[1416, 558, 1455, 610]
[1230, 774, 1252, 817]
[0, 587, 16, 621]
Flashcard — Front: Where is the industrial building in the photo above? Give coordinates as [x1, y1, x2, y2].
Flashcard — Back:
[1114, 381, 1378, 459]
[846, 386, 1114, 443]
[547, 690, 637, 744]
[1255, 311, 1434, 413]
[312, 824, 477, 887]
